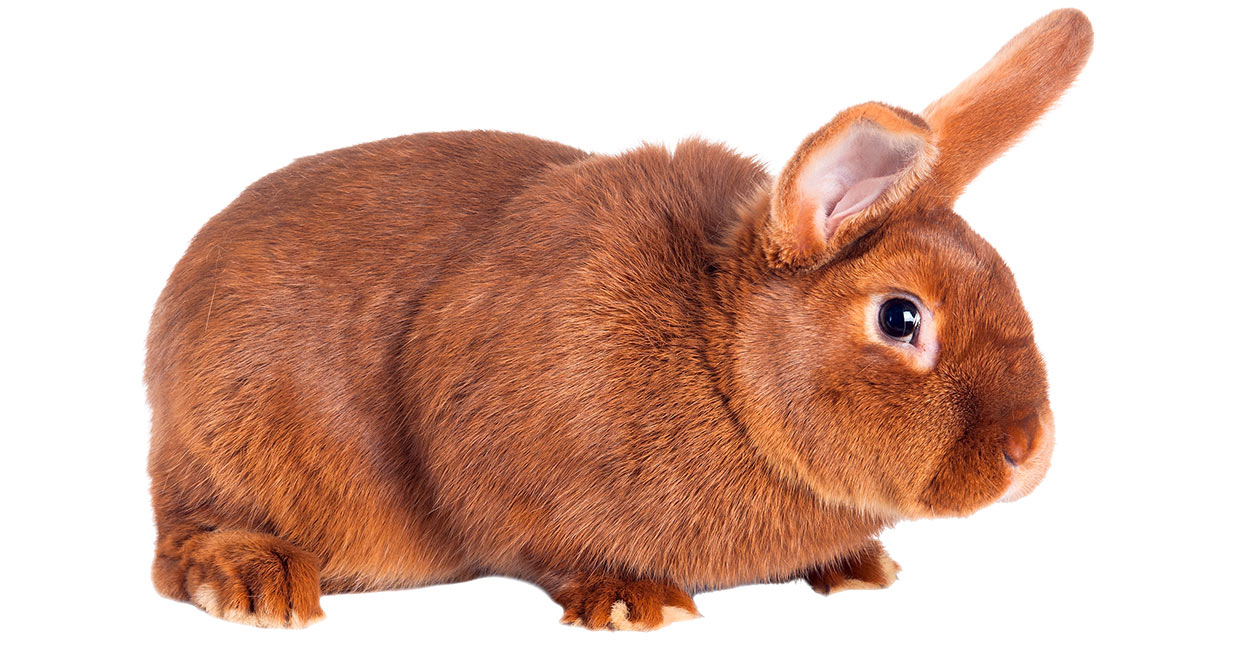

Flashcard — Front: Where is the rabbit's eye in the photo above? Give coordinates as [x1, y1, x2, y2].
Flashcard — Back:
[879, 298, 921, 342]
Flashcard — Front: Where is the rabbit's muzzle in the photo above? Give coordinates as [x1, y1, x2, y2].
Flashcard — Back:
[998, 406, 1054, 502]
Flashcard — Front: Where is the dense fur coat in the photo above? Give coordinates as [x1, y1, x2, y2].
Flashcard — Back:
[146, 10, 1092, 630]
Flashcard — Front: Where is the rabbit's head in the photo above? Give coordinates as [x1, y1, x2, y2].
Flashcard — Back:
[726, 9, 1091, 518]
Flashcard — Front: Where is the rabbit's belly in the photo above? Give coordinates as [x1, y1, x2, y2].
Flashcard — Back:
[474, 492, 889, 590]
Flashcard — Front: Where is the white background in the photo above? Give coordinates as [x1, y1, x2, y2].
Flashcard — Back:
[3, 1, 1246, 647]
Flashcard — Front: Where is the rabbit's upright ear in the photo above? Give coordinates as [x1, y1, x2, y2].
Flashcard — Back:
[920, 9, 1093, 205]
[765, 102, 938, 269]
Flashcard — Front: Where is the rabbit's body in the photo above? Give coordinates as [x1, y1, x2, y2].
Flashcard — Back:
[147, 10, 1092, 630]
[148, 131, 883, 601]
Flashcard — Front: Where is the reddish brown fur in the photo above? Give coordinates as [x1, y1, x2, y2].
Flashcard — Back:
[801, 539, 899, 594]
[147, 10, 1092, 629]
[767, 101, 937, 269]
[553, 574, 699, 630]
[922, 8, 1095, 203]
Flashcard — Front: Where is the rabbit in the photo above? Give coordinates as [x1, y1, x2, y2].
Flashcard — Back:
[145, 9, 1092, 630]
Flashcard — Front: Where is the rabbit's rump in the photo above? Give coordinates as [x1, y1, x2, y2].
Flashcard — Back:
[146, 132, 591, 612]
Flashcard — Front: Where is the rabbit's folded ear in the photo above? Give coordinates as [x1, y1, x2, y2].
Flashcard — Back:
[920, 8, 1093, 205]
[765, 102, 938, 269]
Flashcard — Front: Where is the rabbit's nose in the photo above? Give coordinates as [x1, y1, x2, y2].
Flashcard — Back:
[999, 408, 1055, 503]
[1002, 415, 1039, 466]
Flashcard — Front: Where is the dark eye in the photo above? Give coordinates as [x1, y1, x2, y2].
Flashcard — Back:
[878, 298, 921, 342]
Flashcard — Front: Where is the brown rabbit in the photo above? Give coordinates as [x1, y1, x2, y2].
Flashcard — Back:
[146, 9, 1092, 630]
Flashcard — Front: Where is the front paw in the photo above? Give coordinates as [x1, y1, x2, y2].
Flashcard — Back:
[552, 573, 699, 631]
[803, 540, 901, 595]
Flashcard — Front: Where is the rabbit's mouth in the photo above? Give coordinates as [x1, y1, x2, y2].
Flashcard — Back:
[998, 407, 1055, 503]
[913, 402, 1053, 517]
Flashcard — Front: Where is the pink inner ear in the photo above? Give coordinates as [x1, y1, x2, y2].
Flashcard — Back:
[799, 125, 918, 238]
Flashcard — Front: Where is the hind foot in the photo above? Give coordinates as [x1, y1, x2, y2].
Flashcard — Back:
[154, 528, 325, 628]
[803, 540, 901, 595]
[550, 573, 699, 631]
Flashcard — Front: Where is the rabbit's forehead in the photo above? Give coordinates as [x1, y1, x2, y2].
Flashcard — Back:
[849, 217, 1005, 298]
[837, 214, 1035, 339]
